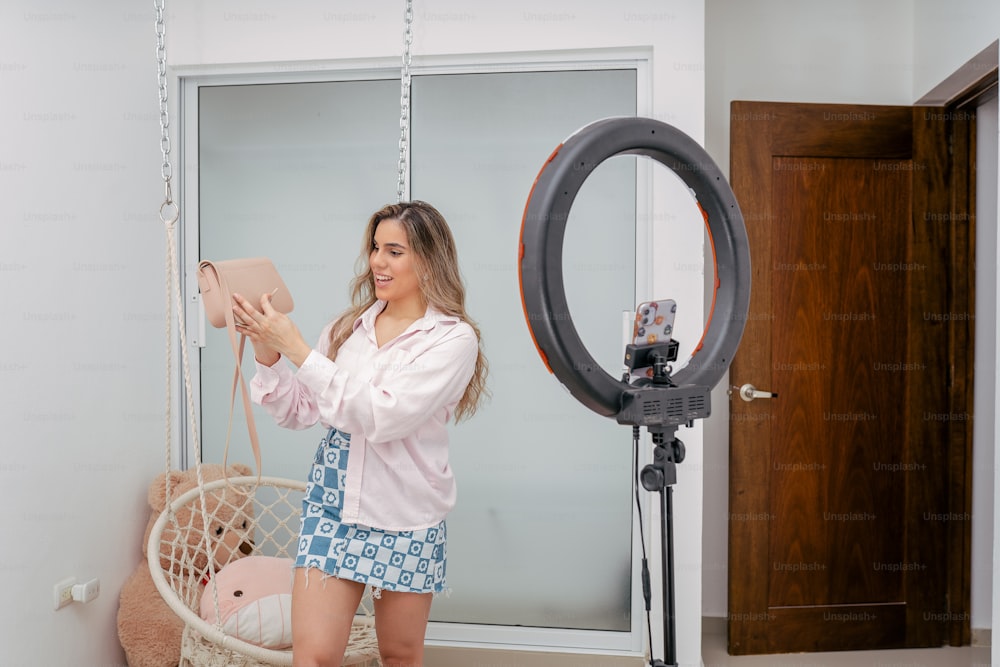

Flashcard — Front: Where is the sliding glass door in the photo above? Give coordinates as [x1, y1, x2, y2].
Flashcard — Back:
[194, 64, 639, 646]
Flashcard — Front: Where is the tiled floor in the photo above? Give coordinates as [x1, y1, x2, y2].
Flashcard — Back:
[702, 624, 992, 667]
[424, 623, 992, 666]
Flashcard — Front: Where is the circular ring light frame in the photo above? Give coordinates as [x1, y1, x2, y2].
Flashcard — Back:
[518, 116, 751, 418]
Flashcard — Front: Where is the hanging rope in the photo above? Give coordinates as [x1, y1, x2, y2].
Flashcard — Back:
[155, 0, 175, 492]
[154, 0, 223, 621]
[396, 0, 414, 202]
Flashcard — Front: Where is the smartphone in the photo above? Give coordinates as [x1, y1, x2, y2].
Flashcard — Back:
[632, 299, 677, 346]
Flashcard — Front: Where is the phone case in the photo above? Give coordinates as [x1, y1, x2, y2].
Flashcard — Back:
[632, 299, 677, 346]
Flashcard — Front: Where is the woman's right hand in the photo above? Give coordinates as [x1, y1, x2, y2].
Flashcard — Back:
[232, 292, 311, 367]
[231, 293, 280, 365]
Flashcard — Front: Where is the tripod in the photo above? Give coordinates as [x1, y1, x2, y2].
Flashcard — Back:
[640, 424, 685, 667]
[624, 341, 688, 667]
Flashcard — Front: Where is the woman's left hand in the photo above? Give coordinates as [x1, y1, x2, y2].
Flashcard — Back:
[232, 292, 313, 368]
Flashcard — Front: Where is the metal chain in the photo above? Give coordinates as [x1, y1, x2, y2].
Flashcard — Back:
[396, 0, 413, 203]
[154, 0, 209, 531]
[154, 0, 176, 221]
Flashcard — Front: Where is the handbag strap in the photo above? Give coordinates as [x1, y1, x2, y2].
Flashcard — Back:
[212, 266, 264, 481]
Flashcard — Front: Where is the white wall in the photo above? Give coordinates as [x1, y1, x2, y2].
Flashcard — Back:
[1, 1, 169, 665]
[978, 90, 999, 659]
[913, 0, 1000, 99]
[703, 0, 1000, 637]
[1, 1, 709, 665]
[993, 87, 1000, 667]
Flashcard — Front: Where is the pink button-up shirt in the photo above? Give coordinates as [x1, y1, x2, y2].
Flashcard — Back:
[250, 300, 479, 531]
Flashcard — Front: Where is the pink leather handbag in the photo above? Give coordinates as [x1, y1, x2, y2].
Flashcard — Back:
[196, 258, 295, 477]
[197, 258, 294, 329]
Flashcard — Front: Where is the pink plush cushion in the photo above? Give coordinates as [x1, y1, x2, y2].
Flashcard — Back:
[200, 556, 294, 649]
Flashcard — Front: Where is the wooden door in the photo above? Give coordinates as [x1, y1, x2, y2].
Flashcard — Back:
[727, 101, 975, 654]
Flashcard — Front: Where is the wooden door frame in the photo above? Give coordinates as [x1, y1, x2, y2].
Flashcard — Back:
[915, 40, 997, 647]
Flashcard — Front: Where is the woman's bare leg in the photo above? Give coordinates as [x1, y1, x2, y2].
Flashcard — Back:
[291, 568, 365, 667]
[372, 590, 434, 667]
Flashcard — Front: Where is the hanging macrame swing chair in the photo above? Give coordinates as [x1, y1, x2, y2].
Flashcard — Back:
[145, 1, 417, 665]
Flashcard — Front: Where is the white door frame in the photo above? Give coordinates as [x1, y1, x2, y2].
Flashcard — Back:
[175, 48, 655, 657]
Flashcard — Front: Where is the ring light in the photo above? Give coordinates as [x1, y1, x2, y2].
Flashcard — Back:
[518, 116, 751, 426]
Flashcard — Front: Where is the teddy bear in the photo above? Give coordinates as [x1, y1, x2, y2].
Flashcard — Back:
[117, 463, 255, 667]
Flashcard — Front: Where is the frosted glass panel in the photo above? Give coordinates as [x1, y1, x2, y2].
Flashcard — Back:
[197, 69, 638, 634]
[198, 80, 400, 480]
[411, 70, 637, 630]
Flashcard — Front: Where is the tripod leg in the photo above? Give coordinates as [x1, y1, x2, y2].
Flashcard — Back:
[649, 488, 679, 667]
[642, 432, 680, 667]
[652, 486, 677, 667]
[662, 486, 677, 666]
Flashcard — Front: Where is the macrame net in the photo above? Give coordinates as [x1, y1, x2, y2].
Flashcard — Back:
[150, 106, 382, 665]
[146, 476, 380, 666]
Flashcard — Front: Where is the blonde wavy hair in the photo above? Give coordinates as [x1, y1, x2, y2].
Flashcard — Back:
[327, 201, 488, 422]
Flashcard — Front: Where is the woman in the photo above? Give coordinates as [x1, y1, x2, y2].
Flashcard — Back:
[232, 201, 487, 667]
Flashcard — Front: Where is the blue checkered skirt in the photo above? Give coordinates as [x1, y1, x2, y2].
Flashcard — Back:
[295, 428, 447, 594]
